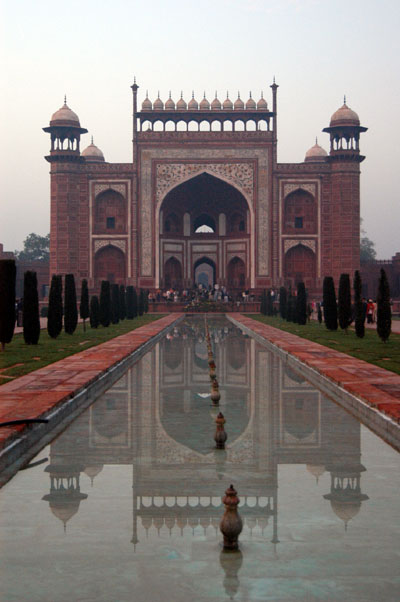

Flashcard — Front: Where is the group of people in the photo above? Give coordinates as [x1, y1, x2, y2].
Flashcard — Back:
[148, 284, 257, 305]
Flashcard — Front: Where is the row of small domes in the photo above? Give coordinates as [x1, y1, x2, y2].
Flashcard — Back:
[142, 92, 268, 111]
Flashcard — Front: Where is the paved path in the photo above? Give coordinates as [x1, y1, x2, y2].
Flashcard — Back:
[232, 314, 400, 428]
[0, 314, 182, 467]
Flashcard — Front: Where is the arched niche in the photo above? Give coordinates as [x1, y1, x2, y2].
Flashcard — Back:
[94, 189, 127, 234]
[164, 256, 183, 289]
[229, 211, 246, 233]
[194, 214, 216, 233]
[165, 212, 181, 234]
[94, 244, 126, 284]
[227, 256, 246, 289]
[194, 257, 216, 288]
[282, 394, 318, 442]
[92, 395, 128, 440]
[284, 188, 317, 234]
[284, 244, 316, 286]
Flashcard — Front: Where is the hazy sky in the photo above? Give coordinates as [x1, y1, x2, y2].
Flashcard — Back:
[1, 0, 399, 258]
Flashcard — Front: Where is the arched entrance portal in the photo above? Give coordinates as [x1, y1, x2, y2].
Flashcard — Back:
[94, 245, 126, 285]
[284, 244, 316, 288]
[194, 257, 216, 288]
[227, 256, 246, 289]
[164, 257, 182, 289]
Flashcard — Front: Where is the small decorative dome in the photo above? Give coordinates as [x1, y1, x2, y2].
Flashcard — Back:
[211, 93, 221, 110]
[246, 92, 256, 110]
[50, 97, 80, 126]
[200, 93, 210, 110]
[153, 92, 164, 111]
[165, 92, 175, 110]
[188, 92, 198, 110]
[141, 91, 152, 111]
[82, 137, 105, 162]
[223, 93, 233, 110]
[305, 139, 328, 163]
[330, 99, 360, 126]
[234, 93, 244, 110]
[176, 92, 187, 110]
[257, 91, 268, 110]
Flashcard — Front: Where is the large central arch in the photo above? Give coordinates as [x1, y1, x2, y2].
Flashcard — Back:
[157, 172, 253, 289]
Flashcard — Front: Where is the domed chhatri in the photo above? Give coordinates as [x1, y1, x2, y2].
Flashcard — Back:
[223, 93, 233, 110]
[141, 91, 152, 111]
[246, 92, 256, 110]
[211, 93, 222, 110]
[188, 91, 198, 110]
[50, 97, 80, 126]
[153, 92, 164, 111]
[82, 137, 105, 163]
[165, 92, 175, 111]
[234, 93, 244, 110]
[305, 139, 328, 163]
[176, 92, 187, 111]
[200, 93, 210, 110]
[330, 99, 360, 127]
[257, 91, 268, 110]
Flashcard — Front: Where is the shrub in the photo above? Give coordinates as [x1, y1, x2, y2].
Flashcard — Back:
[353, 270, 365, 338]
[323, 276, 338, 331]
[0, 259, 16, 351]
[338, 273, 352, 333]
[296, 282, 307, 325]
[377, 268, 391, 342]
[90, 295, 100, 328]
[64, 274, 78, 335]
[23, 271, 40, 344]
[47, 274, 63, 339]
[99, 281, 111, 327]
[111, 283, 120, 324]
[80, 279, 90, 332]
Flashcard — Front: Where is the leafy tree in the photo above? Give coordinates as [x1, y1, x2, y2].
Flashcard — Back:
[126, 286, 134, 319]
[0, 259, 16, 351]
[119, 285, 126, 320]
[80, 279, 90, 331]
[296, 282, 307, 325]
[90, 295, 100, 328]
[23, 271, 40, 344]
[111, 284, 120, 324]
[338, 273, 352, 333]
[353, 270, 365, 338]
[279, 287, 287, 319]
[15, 233, 50, 262]
[99, 281, 111, 327]
[360, 219, 377, 263]
[377, 268, 391, 342]
[47, 274, 63, 339]
[138, 289, 145, 316]
[323, 276, 338, 331]
[64, 274, 78, 335]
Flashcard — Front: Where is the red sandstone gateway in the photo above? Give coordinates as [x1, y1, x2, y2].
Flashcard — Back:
[44, 83, 366, 297]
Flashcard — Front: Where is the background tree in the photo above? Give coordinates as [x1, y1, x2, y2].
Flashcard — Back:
[15, 233, 50, 262]
[99, 281, 111, 327]
[279, 287, 287, 319]
[360, 218, 377, 263]
[353, 270, 365, 338]
[126, 286, 134, 319]
[47, 274, 63, 339]
[338, 273, 352, 333]
[0, 259, 16, 351]
[90, 295, 100, 328]
[138, 289, 145, 316]
[80, 279, 90, 331]
[119, 285, 126, 320]
[296, 282, 307, 325]
[377, 268, 391, 342]
[111, 284, 120, 324]
[23, 271, 40, 344]
[64, 274, 78, 335]
[323, 276, 338, 331]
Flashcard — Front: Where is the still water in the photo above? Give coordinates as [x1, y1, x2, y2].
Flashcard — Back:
[0, 316, 399, 601]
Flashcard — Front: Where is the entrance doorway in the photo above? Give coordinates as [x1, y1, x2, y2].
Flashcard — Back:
[194, 257, 216, 289]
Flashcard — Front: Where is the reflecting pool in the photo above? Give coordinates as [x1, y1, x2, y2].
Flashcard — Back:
[0, 316, 399, 601]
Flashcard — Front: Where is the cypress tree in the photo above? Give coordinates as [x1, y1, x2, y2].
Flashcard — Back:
[377, 268, 391, 342]
[286, 289, 293, 322]
[144, 290, 149, 314]
[47, 274, 63, 339]
[90, 295, 100, 328]
[279, 287, 287, 319]
[119, 285, 126, 320]
[64, 274, 78, 335]
[323, 276, 338, 331]
[338, 273, 352, 333]
[138, 289, 144, 316]
[23, 271, 40, 344]
[266, 290, 273, 316]
[99, 280, 111, 327]
[260, 289, 267, 315]
[317, 302, 323, 324]
[111, 284, 120, 324]
[132, 287, 138, 318]
[0, 259, 16, 351]
[296, 282, 307, 325]
[80, 279, 90, 332]
[354, 270, 365, 338]
[126, 286, 134, 319]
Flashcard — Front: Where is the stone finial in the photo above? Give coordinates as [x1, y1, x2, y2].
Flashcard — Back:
[220, 484, 243, 551]
[215, 412, 227, 449]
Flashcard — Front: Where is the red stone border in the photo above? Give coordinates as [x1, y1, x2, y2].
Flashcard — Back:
[0, 314, 182, 476]
[230, 314, 400, 446]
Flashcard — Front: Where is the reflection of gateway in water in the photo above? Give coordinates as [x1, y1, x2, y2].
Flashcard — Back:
[42, 317, 368, 540]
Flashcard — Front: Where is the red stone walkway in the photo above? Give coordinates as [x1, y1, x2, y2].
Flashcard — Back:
[0, 314, 182, 462]
[232, 314, 400, 427]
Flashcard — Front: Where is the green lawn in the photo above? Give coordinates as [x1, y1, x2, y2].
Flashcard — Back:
[247, 315, 400, 376]
[0, 315, 163, 384]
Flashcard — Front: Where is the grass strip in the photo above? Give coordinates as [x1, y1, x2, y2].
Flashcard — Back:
[0, 315, 163, 383]
[247, 315, 400, 376]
